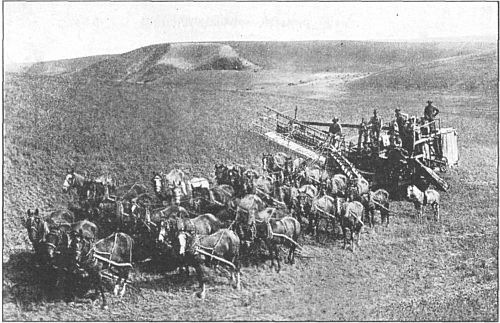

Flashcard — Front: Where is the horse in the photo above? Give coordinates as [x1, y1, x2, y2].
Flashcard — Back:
[214, 164, 231, 186]
[227, 165, 246, 197]
[241, 169, 259, 196]
[177, 229, 242, 299]
[24, 209, 76, 262]
[24, 209, 51, 263]
[310, 194, 337, 239]
[360, 189, 391, 227]
[407, 185, 440, 223]
[260, 217, 301, 272]
[94, 174, 116, 196]
[325, 174, 349, 197]
[233, 194, 267, 248]
[191, 183, 235, 214]
[158, 213, 222, 245]
[292, 157, 307, 174]
[43, 220, 98, 265]
[347, 177, 370, 202]
[293, 184, 318, 229]
[62, 169, 91, 201]
[256, 207, 290, 222]
[294, 165, 328, 187]
[252, 175, 279, 206]
[151, 172, 186, 205]
[262, 152, 292, 184]
[340, 201, 365, 252]
[83, 173, 117, 205]
[150, 204, 191, 223]
[66, 231, 134, 308]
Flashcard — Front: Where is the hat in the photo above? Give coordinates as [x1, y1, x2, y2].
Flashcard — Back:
[332, 117, 339, 122]
[395, 108, 401, 112]
[427, 100, 433, 104]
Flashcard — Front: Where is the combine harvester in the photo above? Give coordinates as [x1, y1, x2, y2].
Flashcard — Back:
[251, 106, 458, 197]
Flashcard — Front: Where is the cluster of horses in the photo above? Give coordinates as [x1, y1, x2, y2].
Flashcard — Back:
[22, 152, 441, 308]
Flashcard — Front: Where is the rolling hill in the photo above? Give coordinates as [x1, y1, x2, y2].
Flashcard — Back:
[348, 50, 498, 93]
[21, 43, 257, 82]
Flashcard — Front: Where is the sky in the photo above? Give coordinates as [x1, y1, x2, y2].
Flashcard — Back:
[4, 2, 498, 64]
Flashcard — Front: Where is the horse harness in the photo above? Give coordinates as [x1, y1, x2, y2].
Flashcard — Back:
[198, 230, 226, 257]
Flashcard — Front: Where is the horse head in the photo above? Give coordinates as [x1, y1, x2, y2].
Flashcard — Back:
[177, 231, 190, 256]
[407, 185, 423, 203]
[69, 229, 92, 265]
[158, 219, 172, 244]
[235, 207, 256, 242]
[25, 209, 48, 246]
[62, 169, 76, 193]
[262, 153, 274, 173]
[151, 173, 163, 194]
[41, 226, 69, 263]
[171, 186, 183, 205]
[214, 164, 229, 185]
[283, 157, 293, 179]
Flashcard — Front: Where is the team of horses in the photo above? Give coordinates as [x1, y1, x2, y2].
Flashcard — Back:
[23, 154, 440, 307]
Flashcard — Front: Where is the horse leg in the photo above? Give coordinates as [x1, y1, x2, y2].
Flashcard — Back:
[267, 240, 275, 270]
[434, 203, 440, 222]
[356, 229, 361, 252]
[351, 229, 355, 252]
[119, 269, 129, 298]
[194, 262, 207, 299]
[275, 243, 281, 273]
[232, 255, 242, 291]
[288, 243, 296, 265]
[113, 277, 120, 296]
[342, 226, 347, 250]
[96, 275, 108, 309]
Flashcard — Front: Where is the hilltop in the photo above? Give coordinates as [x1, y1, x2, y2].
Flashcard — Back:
[20, 43, 257, 82]
[16, 41, 496, 81]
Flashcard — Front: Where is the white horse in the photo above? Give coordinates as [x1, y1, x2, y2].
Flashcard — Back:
[407, 185, 440, 223]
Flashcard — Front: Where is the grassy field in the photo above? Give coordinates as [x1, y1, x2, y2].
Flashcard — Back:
[3, 41, 498, 321]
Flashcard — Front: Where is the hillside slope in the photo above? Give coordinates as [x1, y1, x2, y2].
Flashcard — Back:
[229, 40, 497, 72]
[21, 43, 257, 82]
[348, 50, 498, 93]
[23, 55, 113, 75]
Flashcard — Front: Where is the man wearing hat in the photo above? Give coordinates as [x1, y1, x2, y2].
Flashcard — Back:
[369, 109, 382, 144]
[328, 117, 342, 147]
[424, 100, 440, 132]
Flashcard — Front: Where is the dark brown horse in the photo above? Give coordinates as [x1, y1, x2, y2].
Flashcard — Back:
[177, 229, 241, 299]
[62, 170, 88, 199]
[260, 216, 301, 272]
[24, 209, 76, 265]
[190, 184, 235, 214]
[214, 164, 231, 186]
[360, 189, 391, 227]
[67, 231, 134, 308]
[292, 185, 318, 229]
[157, 213, 222, 245]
